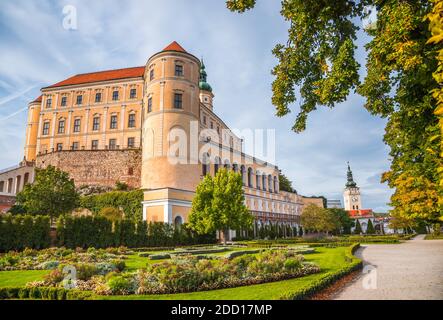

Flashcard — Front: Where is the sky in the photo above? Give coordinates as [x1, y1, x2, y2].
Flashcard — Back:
[0, 0, 392, 212]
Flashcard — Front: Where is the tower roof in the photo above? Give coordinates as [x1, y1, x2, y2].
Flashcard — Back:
[199, 59, 212, 92]
[346, 162, 357, 188]
[162, 41, 187, 53]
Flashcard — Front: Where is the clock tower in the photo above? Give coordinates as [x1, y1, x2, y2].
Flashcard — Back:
[343, 162, 362, 211]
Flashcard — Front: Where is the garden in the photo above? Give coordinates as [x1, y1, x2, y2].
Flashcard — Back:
[0, 242, 364, 300]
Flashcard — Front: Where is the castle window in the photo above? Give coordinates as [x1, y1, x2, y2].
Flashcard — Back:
[174, 93, 182, 109]
[256, 173, 261, 190]
[148, 97, 153, 113]
[76, 95, 83, 105]
[203, 115, 207, 125]
[42, 122, 50, 136]
[128, 167, 134, 175]
[95, 92, 102, 103]
[109, 139, 117, 150]
[56, 143, 63, 151]
[110, 115, 118, 129]
[72, 142, 79, 150]
[91, 140, 99, 150]
[92, 117, 100, 131]
[128, 114, 136, 128]
[202, 153, 210, 177]
[150, 69, 154, 81]
[46, 98, 52, 108]
[58, 120, 65, 134]
[210, 121, 213, 129]
[175, 64, 183, 77]
[112, 90, 119, 101]
[60, 97, 67, 107]
[130, 88, 137, 99]
[73, 119, 81, 133]
[127, 137, 135, 148]
[248, 168, 253, 187]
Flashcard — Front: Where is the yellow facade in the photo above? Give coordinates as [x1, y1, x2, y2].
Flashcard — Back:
[24, 42, 323, 232]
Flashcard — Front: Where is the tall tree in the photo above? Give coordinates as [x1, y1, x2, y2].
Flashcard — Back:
[366, 219, 376, 234]
[354, 219, 363, 234]
[279, 170, 295, 193]
[301, 204, 338, 234]
[188, 169, 253, 244]
[329, 208, 355, 234]
[227, 0, 442, 224]
[16, 166, 79, 221]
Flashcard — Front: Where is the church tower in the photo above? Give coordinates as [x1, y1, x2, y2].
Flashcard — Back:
[343, 162, 362, 211]
[199, 59, 214, 110]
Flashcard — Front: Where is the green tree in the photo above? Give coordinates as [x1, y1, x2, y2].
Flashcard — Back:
[329, 208, 354, 235]
[227, 1, 442, 225]
[366, 219, 375, 234]
[99, 207, 123, 222]
[301, 204, 337, 235]
[188, 169, 253, 244]
[16, 166, 79, 221]
[279, 171, 295, 193]
[354, 219, 363, 235]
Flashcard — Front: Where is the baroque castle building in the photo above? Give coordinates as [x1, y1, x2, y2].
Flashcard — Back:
[0, 42, 323, 233]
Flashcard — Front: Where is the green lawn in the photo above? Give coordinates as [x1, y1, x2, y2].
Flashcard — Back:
[0, 270, 50, 288]
[101, 246, 351, 300]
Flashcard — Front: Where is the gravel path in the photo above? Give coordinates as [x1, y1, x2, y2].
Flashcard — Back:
[332, 235, 443, 300]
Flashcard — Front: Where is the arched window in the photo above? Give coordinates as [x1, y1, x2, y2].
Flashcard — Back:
[268, 175, 273, 192]
[274, 176, 279, 193]
[214, 157, 221, 175]
[240, 165, 246, 185]
[233, 163, 239, 173]
[224, 159, 230, 170]
[202, 153, 210, 176]
[24, 173, 30, 185]
[248, 168, 253, 187]
[256, 171, 261, 190]
[262, 175, 267, 191]
[174, 216, 183, 228]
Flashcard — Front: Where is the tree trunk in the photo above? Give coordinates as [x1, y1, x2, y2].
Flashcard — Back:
[223, 229, 229, 245]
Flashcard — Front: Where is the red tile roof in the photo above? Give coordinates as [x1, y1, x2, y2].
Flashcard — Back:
[31, 95, 42, 103]
[347, 209, 374, 218]
[162, 41, 187, 53]
[44, 66, 145, 89]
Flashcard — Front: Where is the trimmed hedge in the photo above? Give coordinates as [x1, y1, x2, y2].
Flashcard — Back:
[279, 243, 363, 300]
[0, 215, 51, 252]
[0, 286, 95, 300]
[56, 216, 216, 249]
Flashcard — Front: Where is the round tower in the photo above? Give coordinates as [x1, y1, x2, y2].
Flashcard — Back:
[24, 96, 42, 161]
[141, 41, 202, 194]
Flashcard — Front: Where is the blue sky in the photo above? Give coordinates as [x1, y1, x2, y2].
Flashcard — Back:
[0, 0, 392, 212]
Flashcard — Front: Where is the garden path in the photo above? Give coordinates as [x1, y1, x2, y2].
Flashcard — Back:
[332, 236, 443, 300]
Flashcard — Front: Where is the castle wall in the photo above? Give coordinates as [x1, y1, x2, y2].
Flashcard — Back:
[36, 149, 141, 189]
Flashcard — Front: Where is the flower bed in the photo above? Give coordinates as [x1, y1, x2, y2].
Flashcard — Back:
[0, 247, 129, 271]
[23, 250, 320, 296]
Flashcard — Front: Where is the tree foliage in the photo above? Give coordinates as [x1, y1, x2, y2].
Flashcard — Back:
[16, 166, 79, 220]
[279, 171, 296, 193]
[227, 0, 442, 223]
[188, 169, 253, 243]
[366, 219, 375, 234]
[354, 219, 363, 234]
[301, 204, 338, 234]
[329, 208, 355, 234]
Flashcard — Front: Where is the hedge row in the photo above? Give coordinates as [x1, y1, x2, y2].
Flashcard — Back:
[0, 215, 51, 252]
[0, 286, 94, 300]
[56, 216, 216, 249]
[278, 243, 363, 300]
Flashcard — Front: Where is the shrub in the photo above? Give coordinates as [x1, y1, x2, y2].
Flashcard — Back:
[224, 249, 261, 260]
[99, 207, 123, 222]
[107, 275, 134, 295]
[148, 253, 171, 260]
[0, 214, 51, 252]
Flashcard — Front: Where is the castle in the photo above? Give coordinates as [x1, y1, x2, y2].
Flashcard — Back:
[0, 42, 323, 236]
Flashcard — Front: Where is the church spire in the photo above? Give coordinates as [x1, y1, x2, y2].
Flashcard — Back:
[346, 162, 357, 188]
[199, 58, 212, 92]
